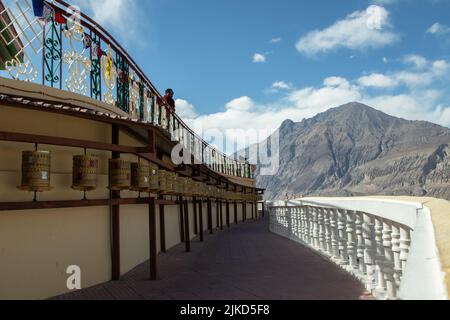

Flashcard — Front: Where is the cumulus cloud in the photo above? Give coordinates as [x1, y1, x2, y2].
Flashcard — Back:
[270, 38, 282, 43]
[296, 5, 398, 55]
[176, 99, 198, 119]
[72, 0, 140, 40]
[358, 73, 397, 88]
[253, 53, 266, 63]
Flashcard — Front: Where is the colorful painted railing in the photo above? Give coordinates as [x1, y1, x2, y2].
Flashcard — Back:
[0, 0, 254, 179]
[268, 198, 448, 300]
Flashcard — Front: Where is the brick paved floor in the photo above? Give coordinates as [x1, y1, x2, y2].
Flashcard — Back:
[54, 217, 365, 300]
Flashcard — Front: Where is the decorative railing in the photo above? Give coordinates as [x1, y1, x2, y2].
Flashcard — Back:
[0, 0, 254, 179]
[268, 198, 448, 300]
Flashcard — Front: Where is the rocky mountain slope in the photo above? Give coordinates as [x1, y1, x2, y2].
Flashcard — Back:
[251, 102, 450, 200]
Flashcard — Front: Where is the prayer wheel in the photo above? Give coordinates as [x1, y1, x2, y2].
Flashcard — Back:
[164, 171, 177, 195]
[131, 162, 150, 192]
[175, 176, 184, 195]
[148, 163, 159, 193]
[72, 155, 99, 191]
[108, 159, 131, 191]
[158, 170, 168, 193]
[18, 151, 53, 192]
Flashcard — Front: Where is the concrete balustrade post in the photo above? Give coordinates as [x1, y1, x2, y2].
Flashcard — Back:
[346, 210, 358, 270]
[324, 209, 332, 254]
[355, 211, 366, 275]
[391, 223, 402, 288]
[330, 209, 340, 260]
[363, 213, 377, 291]
[299, 207, 305, 242]
[399, 227, 411, 273]
[304, 207, 311, 245]
[318, 208, 326, 251]
[338, 210, 348, 265]
[383, 221, 397, 299]
[375, 217, 387, 293]
[312, 207, 319, 248]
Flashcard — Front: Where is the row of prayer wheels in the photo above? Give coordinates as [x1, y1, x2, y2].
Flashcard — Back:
[17, 151, 260, 200]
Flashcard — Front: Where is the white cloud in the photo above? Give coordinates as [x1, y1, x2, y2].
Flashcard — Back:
[403, 54, 428, 69]
[225, 96, 255, 111]
[175, 99, 198, 119]
[296, 5, 398, 55]
[427, 23, 450, 36]
[72, 0, 140, 40]
[358, 73, 397, 88]
[270, 38, 281, 43]
[272, 81, 292, 90]
[253, 53, 266, 63]
[383, 57, 389, 63]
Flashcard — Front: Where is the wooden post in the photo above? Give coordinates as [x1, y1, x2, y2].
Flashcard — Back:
[226, 201, 230, 228]
[216, 200, 220, 229]
[220, 200, 224, 230]
[179, 196, 185, 243]
[184, 200, 191, 252]
[193, 196, 198, 235]
[234, 201, 238, 224]
[159, 196, 166, 253]
[149, 197, 157, 280]
[207, 198, 213, 234]
[111, 124, 120, 281]
[243, 201, 246, 222]
[199, 198, 204, 242]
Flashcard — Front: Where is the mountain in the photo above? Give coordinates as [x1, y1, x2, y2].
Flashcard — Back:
[251, 102, 450, 200]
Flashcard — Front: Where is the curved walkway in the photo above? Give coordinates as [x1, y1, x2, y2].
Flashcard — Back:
[54, 217, 365, 300]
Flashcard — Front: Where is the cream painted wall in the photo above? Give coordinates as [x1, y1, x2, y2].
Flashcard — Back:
[0, 207, 111, 300]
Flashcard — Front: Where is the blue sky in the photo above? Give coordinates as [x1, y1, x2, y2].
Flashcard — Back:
[67, 0, 450, 148]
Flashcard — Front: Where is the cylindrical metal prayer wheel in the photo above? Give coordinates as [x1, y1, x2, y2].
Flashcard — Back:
[158, 170, 168, 193]
[148, 163, 159, 193]
[72, 155, 99, 191]
[175, 176, 184, 195]
[18, 151, 53, 192]
[108, 159, 131, 191]
[164, 172, 177, 195]
[131, 162, 150, 192]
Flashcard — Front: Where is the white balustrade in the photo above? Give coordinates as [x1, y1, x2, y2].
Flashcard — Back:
[268, 198, 447, 300]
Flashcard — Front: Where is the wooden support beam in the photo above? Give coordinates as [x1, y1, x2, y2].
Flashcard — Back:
[219, 201, 224, 231]
[199, 199, 204, 242]
[183, 200, 191, 253]
[207, 199, 213, 235]
[193, 196, 198, 235]
[159, 196, 166, 253]
[226, 201, 230, 228]
[216, 200, 220, 229]
[111, 124, 121, 281]
[0, 130, 136, 153]
[149, 197, 157, 280]
[0, 197, 176, 212]
[179, 196, 185, 243]
[243, 201, 246, 222]
[234, 201, 238, 225]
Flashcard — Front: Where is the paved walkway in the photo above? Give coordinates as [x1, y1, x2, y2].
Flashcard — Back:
[54, 217, 365, 300]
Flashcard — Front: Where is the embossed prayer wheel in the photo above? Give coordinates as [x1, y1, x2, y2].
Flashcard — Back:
[18, 151, 53, 192]
[163, 171, 177, 195]
[148, 163, 159, 193]
[72, 155, 99, 191]
[108, 159, 131, 191]
[131, 162, 150, 192]
[158, 170, 168, 193]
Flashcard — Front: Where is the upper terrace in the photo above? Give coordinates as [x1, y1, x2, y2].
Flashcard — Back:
[0, 0, 254, 180]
